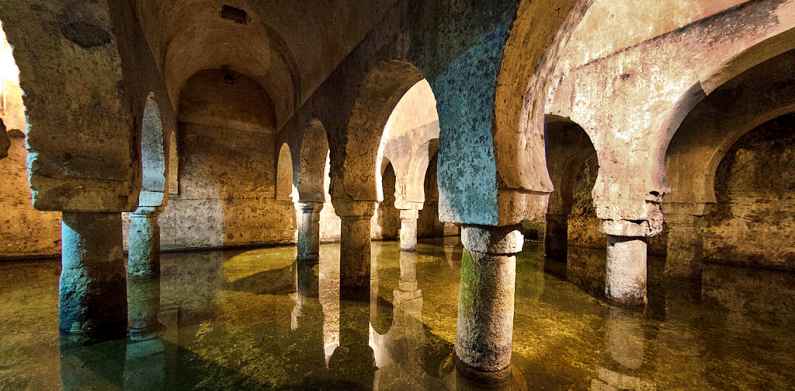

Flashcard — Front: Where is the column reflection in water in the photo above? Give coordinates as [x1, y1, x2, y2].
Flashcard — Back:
[127, 276, 163, 341]
[591, 307, 655, 390]
[291, 259, 327, 374]
[124, 272, 174, 390]
[59, 338, 126, 390]
[370, 250, 435, 389]
[328, 291, 376, 387]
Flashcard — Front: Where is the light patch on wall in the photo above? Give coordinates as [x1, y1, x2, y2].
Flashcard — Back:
[0, 21, 25, 133]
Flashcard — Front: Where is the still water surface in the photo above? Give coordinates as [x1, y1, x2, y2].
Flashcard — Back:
[0, 239, 793, 390]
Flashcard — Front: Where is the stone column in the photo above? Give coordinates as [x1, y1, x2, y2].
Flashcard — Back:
[334, 200, 375, 299]
[601, 217, 661, 307]
[605, 235, 648, 307]
[60, 212, 127, 341]
[455, 225, 524, 383]
[296, 201, 323, 262]
[544, 213, 568, 259]
[662, 203, 707, 280]
[128, 207, 161, 278]
[399, 209, 420, 251]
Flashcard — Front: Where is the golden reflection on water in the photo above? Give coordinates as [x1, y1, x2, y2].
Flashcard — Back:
[0, 239, 794, 390]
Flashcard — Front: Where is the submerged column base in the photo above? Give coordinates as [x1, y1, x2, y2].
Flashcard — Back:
[455, 225, 524, 383]
[59, 212, 127, 342]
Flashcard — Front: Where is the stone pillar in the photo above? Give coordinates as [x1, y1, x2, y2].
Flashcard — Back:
[60, 212, 127, 341]
[455, 225, 524, 383]
[544, 213, 568, 260]
[334, 200, 375, 299]
[605, 235, 648, 307]
[399, 209, 420, 251]
[128, 207, 161, 278]
[662, 203, 707, 280]
[296, 201, 323, 262]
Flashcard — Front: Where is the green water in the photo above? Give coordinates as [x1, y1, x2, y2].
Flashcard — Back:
[0, 239, 793, 390]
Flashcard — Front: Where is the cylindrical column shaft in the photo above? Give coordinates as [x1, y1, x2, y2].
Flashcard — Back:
[399, 209, 420, 252]
[605, 235, 648, 306]
[455, 225, 524, 383]
[340, 215, 372, 298]
[128, 208, 161, 278]
[544, 213, 568, 259]
[335, 201, 375, 299]
[296, 202, 323, 262]
[60, 212, 127, 341]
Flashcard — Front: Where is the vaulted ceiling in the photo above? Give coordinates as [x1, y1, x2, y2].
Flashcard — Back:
[133, 0, 398, 128]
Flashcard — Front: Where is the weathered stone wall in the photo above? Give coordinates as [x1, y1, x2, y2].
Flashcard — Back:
[418, 154, 444, 238]
[0, 134, 60, 258]
[0, 26, 60, 259]
[154, 70, 296, 250]
[703, 116, 795, 270]
[568, 156, 603, 249]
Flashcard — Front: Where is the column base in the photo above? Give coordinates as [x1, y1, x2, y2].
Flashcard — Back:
[454, 354, 512, 384]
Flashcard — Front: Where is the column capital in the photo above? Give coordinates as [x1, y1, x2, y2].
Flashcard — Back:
[399, 208, 420, 220]
[461, 225, 524, 255]
[395, 199, 424, 211]
[295, 201, 324, 214]
[332, 199, 375, 218]
[130, 205, 162, 218]
[601, 217, 663, 238]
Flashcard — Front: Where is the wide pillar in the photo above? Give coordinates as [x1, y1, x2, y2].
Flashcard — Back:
[455, 225, 524, 383]
[544, 213, 568, 259]
[128, 207, 161, 278]
[296, 201, 324, 262]
[399, 209, 420, 251]
[334, 200, 376, 299]
[662, 203, 708, 280]
[60, 212, 127, 341]
[605, 235, 648, 306]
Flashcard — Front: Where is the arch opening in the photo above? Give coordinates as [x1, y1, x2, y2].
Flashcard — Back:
[701, 114, 795, 271]
[542, 116, 601, 262]
[137, 93, 168, 208]
[0, 20, 60, 259]
[276, 143, 296, 202]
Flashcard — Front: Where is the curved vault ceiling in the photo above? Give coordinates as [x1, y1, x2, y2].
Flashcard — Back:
[133, 0, 398, 129]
